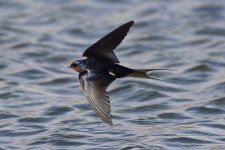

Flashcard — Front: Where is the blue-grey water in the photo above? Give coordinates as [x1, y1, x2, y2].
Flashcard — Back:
[1, 0, 225, 149]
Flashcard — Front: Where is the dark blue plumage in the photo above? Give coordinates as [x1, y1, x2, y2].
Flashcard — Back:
[69, 21, 172, 125]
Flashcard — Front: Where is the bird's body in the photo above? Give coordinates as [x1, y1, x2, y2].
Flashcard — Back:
[69, 21, 172, 125]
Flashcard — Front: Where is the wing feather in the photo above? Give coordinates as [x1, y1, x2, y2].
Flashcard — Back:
[82, 21, 134, 63]
[79, 72, 115, 126]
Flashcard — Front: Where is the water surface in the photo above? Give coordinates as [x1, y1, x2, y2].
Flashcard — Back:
[0, 0, 225, 149]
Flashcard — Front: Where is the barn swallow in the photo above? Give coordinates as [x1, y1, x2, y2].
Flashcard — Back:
[69, 21, 173, 126]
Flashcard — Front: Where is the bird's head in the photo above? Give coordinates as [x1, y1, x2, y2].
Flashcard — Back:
[68, 60, 85, 73]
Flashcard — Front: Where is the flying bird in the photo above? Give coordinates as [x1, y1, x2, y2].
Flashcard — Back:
[69, 21, 173, 126]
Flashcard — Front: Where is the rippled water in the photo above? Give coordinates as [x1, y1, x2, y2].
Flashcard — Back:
[1, 0, 225, 149]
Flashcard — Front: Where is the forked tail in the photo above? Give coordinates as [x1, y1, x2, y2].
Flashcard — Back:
[128, 69, 176, 83]
[109, 64, 175, 83]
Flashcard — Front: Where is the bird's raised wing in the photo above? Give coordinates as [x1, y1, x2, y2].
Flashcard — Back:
[82, 21, 134, 63]
[78, 72, 116, 126]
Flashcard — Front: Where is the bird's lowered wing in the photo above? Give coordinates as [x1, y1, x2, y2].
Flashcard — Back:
[78, 72, 115, 126]
[82, 21, 134, 63]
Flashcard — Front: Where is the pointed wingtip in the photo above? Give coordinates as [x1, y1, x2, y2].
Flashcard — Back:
[122, 21, 134, 28]
[127, 20, 134, 26]
[104, 118, 113, 126]
[129, 20, 134, 24]
[108, 121, 113, 126]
